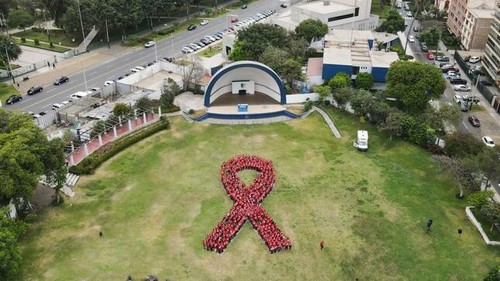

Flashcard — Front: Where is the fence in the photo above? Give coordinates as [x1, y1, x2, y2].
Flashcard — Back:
[454, 51, 497, 103]
[0, 55, 59, 79]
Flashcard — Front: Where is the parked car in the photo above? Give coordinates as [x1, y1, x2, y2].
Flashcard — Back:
[467, 115, 480, 127]
[442, 67, 459, 73]
[469, 56, 481, 63]
[231, 16, 238, 23]
[200, 20, 209, 26]
[463, 95, 480, 103]
[396, 2, 402, 8]
[426, 51, 435, 60]
[200, 38, 211, 45]
[436, 56, 450, 62]
[188, 43, 200, 50]
[5, 94, 22, 104]
[421, 44, 428, 52]
[27, 85, 43, 95]
[280, 3, 287, 8]
[181, 46, 194, 54]
[54, 76, 69, 85]
[241, 4, 248, 9]
[408, 35, 415, 43]
[453, 95, 462, 103]
[187, 24, 197, 31]
[52, 103, 64, 110]
[482, 136, 495, 148]
[449, 77, 467, 85]
[104, 80, 115, 86]
[144, 41, 155, 48]
[453, 85, 471, 92]
[406, 11, 413, 17]
[447, 71, 460, 79]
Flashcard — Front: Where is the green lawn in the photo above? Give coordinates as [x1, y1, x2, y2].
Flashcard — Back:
[371, 0, 392, 19]
[18, 110, 500, 280]
[0, 83, 19, 104]
[200, 43, 222, 57]
[12, 30, 79, 47]
[13, 38, 71, 53]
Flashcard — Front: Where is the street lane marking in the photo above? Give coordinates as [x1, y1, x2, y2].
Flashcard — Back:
[462, 122, 469, 130]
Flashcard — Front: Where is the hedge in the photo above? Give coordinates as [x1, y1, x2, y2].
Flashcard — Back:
[69, 117, 170, 175]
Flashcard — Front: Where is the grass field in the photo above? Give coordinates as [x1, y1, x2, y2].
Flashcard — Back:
[371, 0, 392, 19]
[0, 83, 19, 104]
[18, 110, 500, 280]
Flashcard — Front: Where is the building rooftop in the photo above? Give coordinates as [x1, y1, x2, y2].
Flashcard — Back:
[370, 51, 399, 68]
[325, 29, 374, 44]
[296, 1, 354, 15]
[468, 8, 495, 18]
[323, 47, 353, 65]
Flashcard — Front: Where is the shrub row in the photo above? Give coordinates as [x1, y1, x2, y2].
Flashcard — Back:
[69, 117, 170, 175]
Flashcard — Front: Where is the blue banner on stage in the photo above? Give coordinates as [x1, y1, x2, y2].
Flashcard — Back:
[238, 104, 248, 112]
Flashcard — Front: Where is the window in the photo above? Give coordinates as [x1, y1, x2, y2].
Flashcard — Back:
[328, 7, 359, 22]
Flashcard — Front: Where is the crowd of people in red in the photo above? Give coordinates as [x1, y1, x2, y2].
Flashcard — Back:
[203, 155, 292, 253]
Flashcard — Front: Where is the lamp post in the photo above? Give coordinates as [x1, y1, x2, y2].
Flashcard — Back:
[76, 0, 88, 90]
[4, 43, 15, 84]
[105, 19, 110, 49]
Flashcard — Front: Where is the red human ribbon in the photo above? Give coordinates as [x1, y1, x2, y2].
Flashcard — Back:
[203, 155, 292, 254]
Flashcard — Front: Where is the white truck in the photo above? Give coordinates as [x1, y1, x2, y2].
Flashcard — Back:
[353, 130, 369, 151]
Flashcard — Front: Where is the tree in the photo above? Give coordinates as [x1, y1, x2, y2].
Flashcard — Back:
[419, 26, 441, 48]
[386, 61, 446, 113]
[378, 110, 404, 140]
[0, 207, 28, 280]
[431, 155, 470, 197]
[42, 0, 69, 27]
[135, 97, 153, 111]
[0, 35, 21, 67]
[160, 78, 179, 107]
[7, 9, 34, 31]
[313, 85, 331, 103]
[259, 46, 289, 72]
[113, 103, 133, 117]
[443, 133, 484, 158]
[0, 110, 55, 202]
[332, 87, 351, 110]
[42, 139, 67, 204]
[355, 72, 374, 90]
[481, 202, 500, 231]
[376, 10, 405, 34]
[295, 19, 328, 43]
[279, 59, 303, 92]
[469, 148, 500, 184]
[328, 72, 351, 90]
[233, 23, 288, 60]
[181, 55, 203, 90]
[350, 89, 375, 118]
[425, 103, 462, 130]
[228, 40, 246, 61]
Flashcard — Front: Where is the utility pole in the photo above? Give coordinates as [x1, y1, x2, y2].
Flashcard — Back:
[4, 44, 15, 84]
[105, 19, 110, 49]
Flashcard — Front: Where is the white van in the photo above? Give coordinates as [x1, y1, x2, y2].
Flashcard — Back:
[354, 130, 369, 151]
[70, 91, 91, 101]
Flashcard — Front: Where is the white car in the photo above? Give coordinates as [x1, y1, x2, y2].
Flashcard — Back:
[408, 35, 415, 43]
[469, 56, 481, 63]
[181, 46, 193, 54]
[482, 136, 496, 148]
[453, 95, 462, 104]
[189, 43, 201, 50]
[200, 20, 209, 26]
[52, 103, 64, 110]
[407, 12, 413, 17]
[144, 41, 155, 48]
[104, 80, 114, 86]
[453, 85, 471, 92]
[447, 71, 460, 79]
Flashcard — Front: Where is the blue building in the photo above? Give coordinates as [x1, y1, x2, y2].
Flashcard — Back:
[320, 29, 399, 83]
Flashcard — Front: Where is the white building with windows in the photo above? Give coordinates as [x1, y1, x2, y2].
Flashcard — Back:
[274, 0, 379, 31]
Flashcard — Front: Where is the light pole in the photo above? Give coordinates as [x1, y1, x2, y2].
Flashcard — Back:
[76, 0, 88, 90]
[154, 38, 158, 62]
[105, 19, 110, 49]
[4, 43, 15, 84]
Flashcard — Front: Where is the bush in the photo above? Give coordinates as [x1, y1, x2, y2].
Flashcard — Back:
[304, 100, 313, 111]
[49, 42, 54, 48]
[467, 190, 494, 209]
[484, 265, 500, 281]
[34, 38, 40, 45]
[69, 118, 170, 175]
[21, 37, 26, 43]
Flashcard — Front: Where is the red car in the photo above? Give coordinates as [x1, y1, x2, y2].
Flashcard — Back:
[427, 51, 435, 60]
[231, 16, 238, 23]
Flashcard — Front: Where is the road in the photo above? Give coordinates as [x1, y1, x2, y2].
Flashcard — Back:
[8, 1, 282, 113]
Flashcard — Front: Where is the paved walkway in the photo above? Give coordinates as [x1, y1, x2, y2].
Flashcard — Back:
[307, 106, 342, 138]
